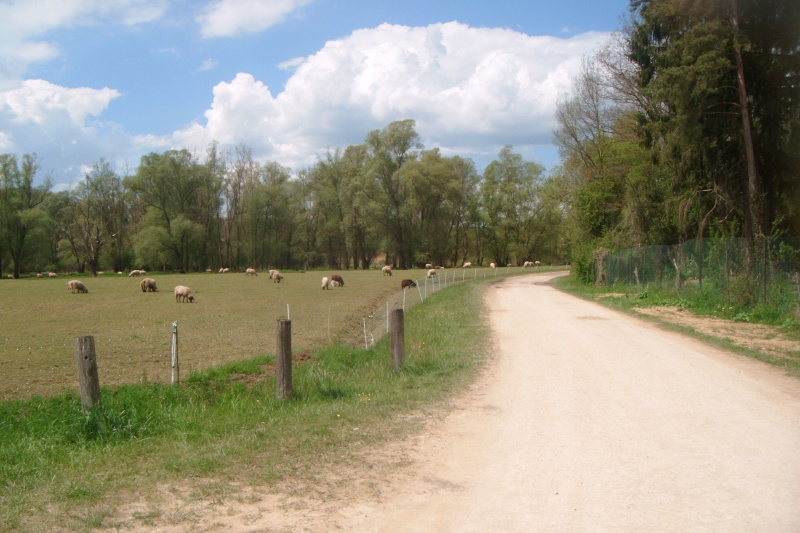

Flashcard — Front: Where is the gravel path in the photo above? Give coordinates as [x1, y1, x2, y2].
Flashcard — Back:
[330, 272, 800, 532]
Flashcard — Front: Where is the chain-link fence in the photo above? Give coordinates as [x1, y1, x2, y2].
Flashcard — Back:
[595, 237, 800, 311]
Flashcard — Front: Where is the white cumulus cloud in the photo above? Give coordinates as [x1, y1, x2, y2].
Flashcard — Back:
[168, 22, 609, 170]
[197, 0, 312, 38]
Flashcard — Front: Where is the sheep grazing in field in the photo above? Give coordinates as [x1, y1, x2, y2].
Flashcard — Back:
[36, 273, 43, 278]
[382, 265, 392, 276]
[490, 262, 496, 269]
[269, 269, 278, 279]
[427, 269, 437, 278]
[174, 285, 194, 303]
[321, 276, 330, 289]
[330, 274, 344, 287]
[272, 272, 283, 283]
[117, 271, 123, 275]
[401, 279, 417, 290]
[425, 263, 433, 269]
[219, 267, 230, 273]
[245, 268, 258, 276]
[48, 272, 58, 278]
[140, 278, 158, 292]
[67, 280, 89, 293]
[462, 261, 472, 268]
[128, 269, 143, 277]
[7, 274, 13, 279]
[522, 261, 533, 268]
[535, 260, 541, 267]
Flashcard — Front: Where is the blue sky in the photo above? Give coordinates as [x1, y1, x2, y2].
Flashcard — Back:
[0, 0, 632, 189]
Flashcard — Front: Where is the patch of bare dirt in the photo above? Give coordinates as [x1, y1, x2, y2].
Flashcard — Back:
[633, 305, 800, 361]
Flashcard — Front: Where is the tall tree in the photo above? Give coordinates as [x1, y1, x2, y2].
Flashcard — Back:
[364, 119, 422, 267]
[0, 154, 51, 278]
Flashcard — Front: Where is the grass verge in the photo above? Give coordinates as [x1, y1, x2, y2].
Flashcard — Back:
[553, 274, 800, 377]
[0, 279, 490, 532]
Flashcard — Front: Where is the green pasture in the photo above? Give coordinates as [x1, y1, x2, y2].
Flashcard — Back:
[0, 266, 508, 400]
[0, 268, 499, 532]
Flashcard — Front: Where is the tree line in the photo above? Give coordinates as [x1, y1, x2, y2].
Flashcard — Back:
[3, 0, 796, 281]
[551, 0, 799, 282]
[0, 120, 565, 277]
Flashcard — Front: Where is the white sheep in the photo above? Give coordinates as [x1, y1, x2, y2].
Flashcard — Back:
[245, 268, 258, 276]
[48, 272, 58, 278]
[462, 261, 472, 268]
[174, 285, 194, 303]
[535, 260, 541, 267]
[273, 272, 283, 283]
[425, 263, 433, 269]
[140, 278, 158, 292]
[427, 268, 437, 277]
[382, 265, 392, 276]
[67, 279, 89, 293]
[36, 273, 43, 278]
[128, 269, 142, 277]
[490, 262, 496, 269]
[321, 276, 330, 289]
[522, 261, 533, 268]
[269, 269, 278, 279]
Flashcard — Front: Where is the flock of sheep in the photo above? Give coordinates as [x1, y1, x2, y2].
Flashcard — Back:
[42, 259, 543, 302]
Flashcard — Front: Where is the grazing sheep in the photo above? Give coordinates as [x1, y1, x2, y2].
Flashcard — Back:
[490, 262, 496, 269]
[330, 274, 344, 287]
[128, 269, 142, 277]
[140, 278, 158, 292]
[273, 272, 283, 283]
[522, 261, 533, 268]
[245, 268, 258, 276]
[462, 261, 472, 268]
[48, 272, 58, 278]
[174, 285, 194, 303]
[401, 279, 417, 290]
[382, 265, 392, 276]
[67, 280, 89, 293]
[425, 263, 433, 269]
[218, 267, 230, 273]
[269, 269, 278, 279]
[427, 269, 437, 277]
[7, 274, 13, 279]
[205, 268, 212, 272]
[117, 271, 123, 275]
[535, 260, 541, 267]
[36, 273, 43, 278]
[321, 276, 330, 289]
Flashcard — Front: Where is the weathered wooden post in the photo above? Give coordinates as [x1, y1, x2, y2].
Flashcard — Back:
[170, 321, 179, 385]
[75, 335, 100, 410]
[391, 308, 404, 371]
[276, 319, 292, 400]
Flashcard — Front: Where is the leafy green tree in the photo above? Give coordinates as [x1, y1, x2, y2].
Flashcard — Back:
[126, 150, 212, 270]
[0, 154, 51, 277]
[364, 119, 422, 268]
[58, 160, 126, 275]
[479, 146, 545, 266]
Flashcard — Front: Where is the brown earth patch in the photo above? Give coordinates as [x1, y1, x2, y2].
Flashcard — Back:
[633, 306, 800, 361]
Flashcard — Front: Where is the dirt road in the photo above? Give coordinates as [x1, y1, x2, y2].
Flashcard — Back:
[323, 272, 800, 532]
[149, 272, 800, 532]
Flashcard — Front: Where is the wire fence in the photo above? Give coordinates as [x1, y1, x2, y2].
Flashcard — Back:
[595, 237, 800, 311]
[1, 265, 527, 401]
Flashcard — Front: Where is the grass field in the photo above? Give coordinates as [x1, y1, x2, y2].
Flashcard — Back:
[0, 266, 507, 400]
[0, 267, 503, 532]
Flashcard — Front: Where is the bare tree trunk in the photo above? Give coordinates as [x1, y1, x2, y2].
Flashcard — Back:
[731, 0, 764, 238]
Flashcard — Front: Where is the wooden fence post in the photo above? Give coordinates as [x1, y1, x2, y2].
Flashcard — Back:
[170, 321, 180, 385]
[276, 319, 292, 400]
[75, 335, 100, 410]
[391, 308, 404, 371]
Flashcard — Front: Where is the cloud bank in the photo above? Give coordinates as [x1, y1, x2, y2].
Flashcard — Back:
[169, 22, 608, 171]
[1, 12, 609, 184]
